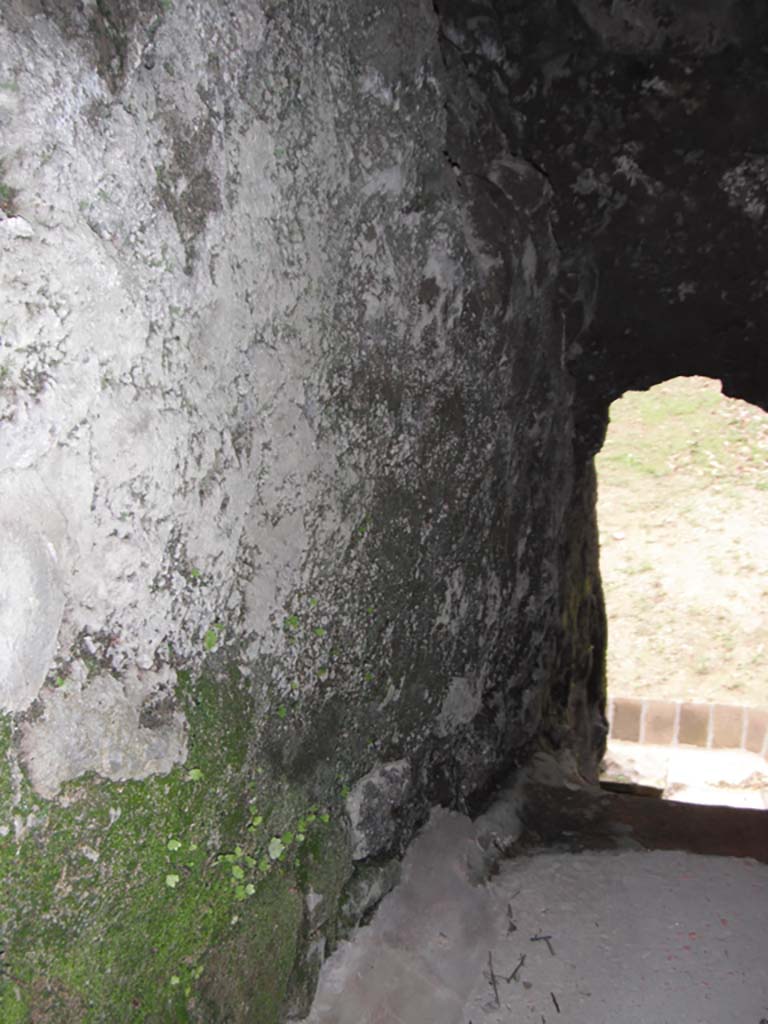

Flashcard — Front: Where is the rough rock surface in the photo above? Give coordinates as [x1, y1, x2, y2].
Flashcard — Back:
[1, 0, 765, 1019]
[437, 0, 768, 448]
[19, 665, 188, 798]
[0, 0, 582, 802]
[345, 759, 412, 861]
[0, 0, 597, 1019]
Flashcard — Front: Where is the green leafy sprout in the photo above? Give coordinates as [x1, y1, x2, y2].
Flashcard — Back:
[203, 623, 223, 651]
[267, 837, 285, 861]
[0, 175, 17, 217]
[210, 807, 330, 903]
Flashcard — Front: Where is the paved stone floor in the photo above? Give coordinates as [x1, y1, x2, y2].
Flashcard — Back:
[303, 757, 768, 1024]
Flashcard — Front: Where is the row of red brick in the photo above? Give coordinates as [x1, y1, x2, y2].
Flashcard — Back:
[607, 697, 768, 756]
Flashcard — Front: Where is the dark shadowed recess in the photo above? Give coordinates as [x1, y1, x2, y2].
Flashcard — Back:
[435, 0, 768, 453]
[428, 0, 768, 807]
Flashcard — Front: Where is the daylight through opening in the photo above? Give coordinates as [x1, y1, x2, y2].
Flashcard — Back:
[596, 376, 768, 809]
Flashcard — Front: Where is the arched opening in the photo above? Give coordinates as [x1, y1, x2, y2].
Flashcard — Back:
[597, 376, 768, 808]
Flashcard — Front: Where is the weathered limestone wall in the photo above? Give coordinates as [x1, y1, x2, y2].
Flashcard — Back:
[9, 0, 766, 1019]
[0, 2, 599, 1020]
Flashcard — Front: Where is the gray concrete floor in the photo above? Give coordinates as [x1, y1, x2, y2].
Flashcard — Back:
[304, 780, 768, 1024]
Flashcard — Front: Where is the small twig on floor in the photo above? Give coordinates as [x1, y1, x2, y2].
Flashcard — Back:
[551, 992, 561, 1014]
[508, 888, 521, 900]
[504, 953, 526, 983]
[506, 902, 518, 933]
[530, 933, 556, 956]
[487, 950, 501, 1007]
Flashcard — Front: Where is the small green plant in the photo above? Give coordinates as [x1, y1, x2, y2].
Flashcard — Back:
[267, 837, 285, 860]
[203, 623, 222, 651]
[216, 847, 259, 901]
[212, 805, 331, 909]
[0, 174, 17, 217]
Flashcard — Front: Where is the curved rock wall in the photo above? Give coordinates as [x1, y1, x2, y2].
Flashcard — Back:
[0, 1, 598, 1020]
[7, 0, 761, 1018]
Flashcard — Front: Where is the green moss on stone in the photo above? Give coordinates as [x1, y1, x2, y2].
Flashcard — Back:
[0, 984, 30, 1024]
[196, 870, 303, 1023]
[0, 662, 351, 1023]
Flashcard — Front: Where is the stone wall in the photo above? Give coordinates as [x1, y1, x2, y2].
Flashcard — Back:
[0, 1, 600, 1020]
[6, 0, 764, 1018]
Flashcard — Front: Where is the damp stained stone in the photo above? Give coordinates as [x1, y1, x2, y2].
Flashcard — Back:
[1, 0, 767, 1020]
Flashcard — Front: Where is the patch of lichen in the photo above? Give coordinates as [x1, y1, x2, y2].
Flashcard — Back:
[0, 662, 348, 1023]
